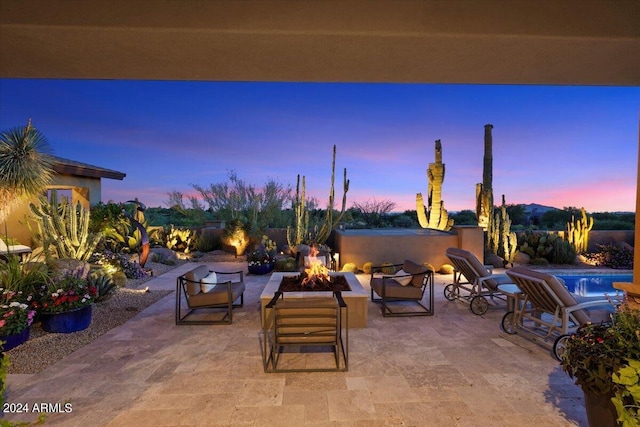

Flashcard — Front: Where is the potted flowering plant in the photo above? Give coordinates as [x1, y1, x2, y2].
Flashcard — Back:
[247, 236, 277, 275]
[35, 272, 97, 333]
[561, 297, 640, 426]
[0, 296, 36, 351]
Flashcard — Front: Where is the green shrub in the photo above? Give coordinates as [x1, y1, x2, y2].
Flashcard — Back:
[380, 262, 395, 274]
[423, 263, 435, 272]
[341, 263, 358, 273]
[111, 271, 127, 287]
[439, 264, 454, 274]
[195, 230, 221, 252]
[584, 244, 633, 269]
[362, 262, 373, 274]
[275, 257, 297, 272]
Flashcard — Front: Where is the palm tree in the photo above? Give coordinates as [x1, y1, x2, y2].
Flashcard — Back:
[0, 120, 54, 224]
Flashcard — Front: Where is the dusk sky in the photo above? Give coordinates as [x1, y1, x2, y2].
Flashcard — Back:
[0, 79, 638, 213]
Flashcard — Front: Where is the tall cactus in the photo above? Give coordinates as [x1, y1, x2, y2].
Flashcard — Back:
[314, 145, 349, 245]
[566, 207, 594, 253]
[476, 124, 494, 237]
[29, 190, 101, 261]
[490, 195, 517, 264]
[417, 139, 453, 231]
[286, 174, 310, 250]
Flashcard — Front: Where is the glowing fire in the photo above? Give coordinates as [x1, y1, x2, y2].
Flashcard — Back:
[301, 245, 330, 286]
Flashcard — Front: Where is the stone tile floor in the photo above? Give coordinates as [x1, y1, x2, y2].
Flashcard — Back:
[3, 262, 588, 426]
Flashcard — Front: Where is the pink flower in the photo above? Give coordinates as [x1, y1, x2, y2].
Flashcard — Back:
[0, 319, 5, 328]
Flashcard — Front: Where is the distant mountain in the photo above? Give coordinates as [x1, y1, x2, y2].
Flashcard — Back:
[522, 203, 559, 215]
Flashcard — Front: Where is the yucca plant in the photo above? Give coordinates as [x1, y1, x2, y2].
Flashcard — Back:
[0, 120, 54, 224]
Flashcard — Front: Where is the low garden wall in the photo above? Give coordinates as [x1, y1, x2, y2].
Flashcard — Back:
[332, 225, 484, 271]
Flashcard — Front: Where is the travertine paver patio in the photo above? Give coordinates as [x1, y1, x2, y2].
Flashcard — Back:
[3, 262, 588, 426]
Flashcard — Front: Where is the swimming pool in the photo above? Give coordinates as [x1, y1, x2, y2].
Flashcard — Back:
[556, 273, 632, 297]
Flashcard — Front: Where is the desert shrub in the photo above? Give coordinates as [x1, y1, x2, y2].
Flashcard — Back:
[275, 257, 297, 272]
[584, 243, 634, 269]
[111, 271, 127, 287]
[439, 264, 454, 274]
[341, 263, 358, 273]
[423, 263, 435, 272]
[380, 262, 395, 274]
[362, 262, 373, 274]
[195, 230, 221, 252]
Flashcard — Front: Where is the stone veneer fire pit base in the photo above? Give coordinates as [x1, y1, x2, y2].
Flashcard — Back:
[260, 272, 368, 328]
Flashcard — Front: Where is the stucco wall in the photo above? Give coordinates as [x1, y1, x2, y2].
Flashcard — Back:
[333, 226, 485, 271]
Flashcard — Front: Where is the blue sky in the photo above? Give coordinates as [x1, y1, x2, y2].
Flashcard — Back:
[0, 79, 638, 213]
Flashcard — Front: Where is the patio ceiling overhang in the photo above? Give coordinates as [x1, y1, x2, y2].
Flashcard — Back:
[1, 0, 639, 85]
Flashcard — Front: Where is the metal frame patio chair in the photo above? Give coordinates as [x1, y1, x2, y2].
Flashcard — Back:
[261, 291, 348, 372]
[175, 265, 245, 325]
[370, 259, 434, 317]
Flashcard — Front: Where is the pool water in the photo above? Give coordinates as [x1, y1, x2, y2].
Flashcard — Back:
[557, 274, 632, 297]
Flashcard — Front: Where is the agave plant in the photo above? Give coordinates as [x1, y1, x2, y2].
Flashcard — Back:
[0, 120, 54, 224]
[88, 272, 117, 302]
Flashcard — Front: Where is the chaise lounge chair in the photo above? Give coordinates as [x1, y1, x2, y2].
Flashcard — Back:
[0, 237, 32, 260]
[444, 247, 513, 315]
[504, 266, 615, 360]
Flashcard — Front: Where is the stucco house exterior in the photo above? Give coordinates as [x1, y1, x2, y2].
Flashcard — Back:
[3, 156, 126, 246]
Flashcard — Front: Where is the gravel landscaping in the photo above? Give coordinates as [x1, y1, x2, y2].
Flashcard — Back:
[4, 260, 183, 374]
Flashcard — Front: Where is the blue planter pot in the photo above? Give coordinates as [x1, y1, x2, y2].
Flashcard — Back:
[0, 326, 30, 351]
[248, 263, 275, 275]
[40, 305, 92, 333]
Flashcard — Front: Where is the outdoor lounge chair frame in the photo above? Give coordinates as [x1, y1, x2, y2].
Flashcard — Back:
[0, 237, 33, 262]
[175, 270, 244, 325]
[261, 291, 348, 373]
[444, 247, 512, 315]
[369, 262, 434, 317]
[503, 267, 615, 360]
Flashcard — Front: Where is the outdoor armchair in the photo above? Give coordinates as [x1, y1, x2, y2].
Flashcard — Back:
[175, 265, 245, 325]
[370, 259, 434, 317]
[444, 247, 513, 315]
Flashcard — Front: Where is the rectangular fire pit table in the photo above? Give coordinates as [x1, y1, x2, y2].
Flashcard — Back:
[260, 272, 368, 329]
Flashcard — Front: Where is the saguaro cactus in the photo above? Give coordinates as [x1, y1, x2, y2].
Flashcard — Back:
[490, 195, 517, 264]
[286, 174, 310, 251]
[566, 207, 594, 253]
[314, 145, 349, 245]
[417, 139, 453, 231]
[30, 190, 101, 261]
[476, 124, 494, 235]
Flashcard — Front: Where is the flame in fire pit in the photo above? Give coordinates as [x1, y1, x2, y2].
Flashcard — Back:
[301, 245, 330, 287]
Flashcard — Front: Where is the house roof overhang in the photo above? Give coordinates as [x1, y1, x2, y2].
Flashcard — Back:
[52, 156, 126, 181]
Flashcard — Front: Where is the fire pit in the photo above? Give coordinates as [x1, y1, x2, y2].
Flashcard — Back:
[279, 273, 351, 292]
[278, 244, 351, 292]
